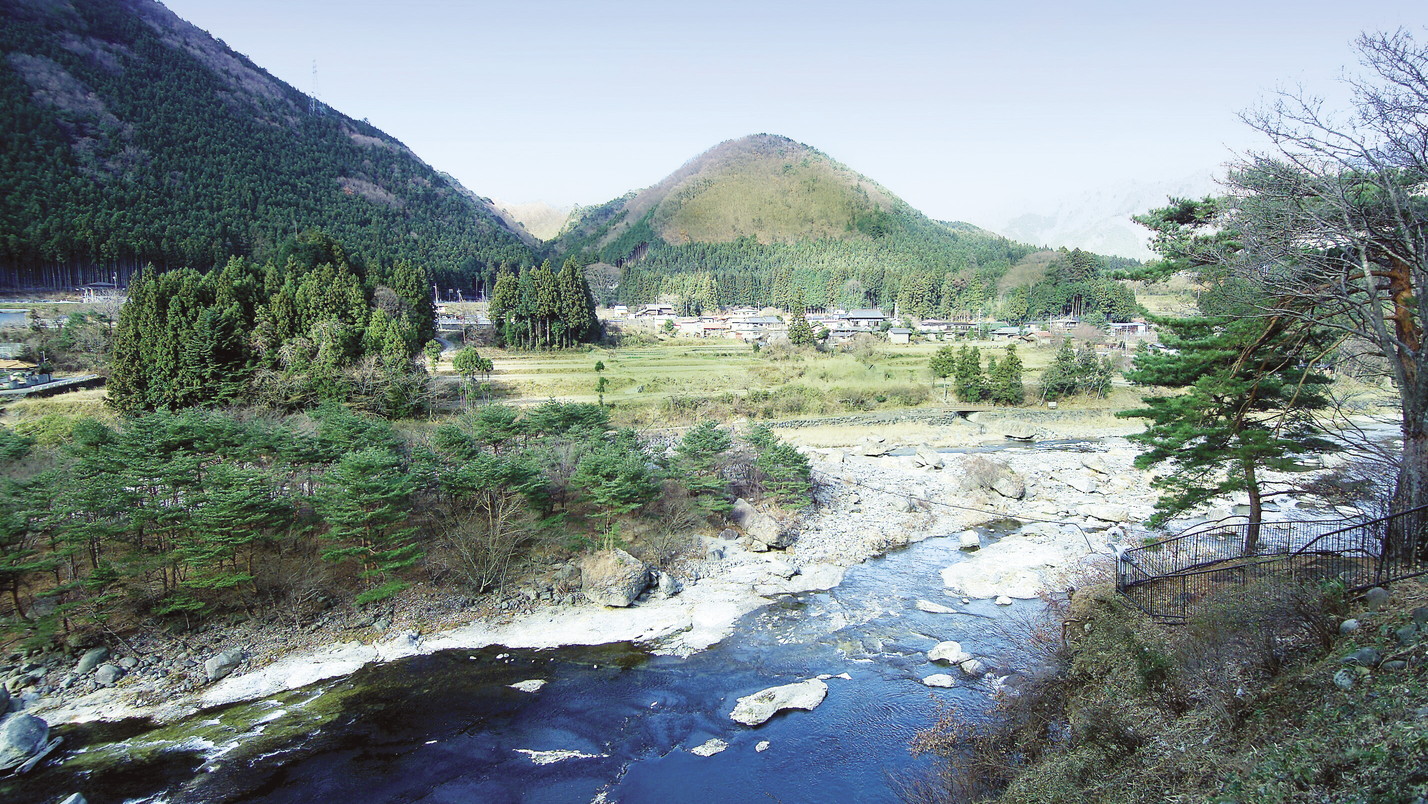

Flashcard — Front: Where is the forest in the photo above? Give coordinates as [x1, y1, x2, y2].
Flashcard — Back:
[0, 401, 811, 645]
[0, 0, 533, 289]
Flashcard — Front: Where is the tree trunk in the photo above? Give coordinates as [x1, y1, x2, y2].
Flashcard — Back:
[1244, 460, 1262, 556]
[1390, 399, 1428, 562]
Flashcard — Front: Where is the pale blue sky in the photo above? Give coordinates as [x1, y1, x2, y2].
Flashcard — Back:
[162, 0, 1424, 227]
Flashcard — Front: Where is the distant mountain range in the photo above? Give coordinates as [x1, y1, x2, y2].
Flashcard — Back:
[990, 173, 1219, 260]
[0, 0, 533, 288]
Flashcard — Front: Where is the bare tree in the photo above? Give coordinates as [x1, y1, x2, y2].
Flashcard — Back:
[1217, 30, 1428, 535]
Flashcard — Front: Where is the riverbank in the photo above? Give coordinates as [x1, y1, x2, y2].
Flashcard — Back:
[20, 430, 1158, 728]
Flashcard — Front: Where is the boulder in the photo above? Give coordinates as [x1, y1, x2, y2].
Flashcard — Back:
[204, 649, 246, 683]
[0, 685, 8, 714]
[959, 658, 988, 677]
[916, 600, 956, 614]
[928, 641, 971, 665]
[1002, 422, 1039, 441]
[653, 571, 683, 599]
[994, 596, 1014, 606]
[859, 436, 892, 457]
[0, 713, 48, 772]
[957, 531, 981, 551]
[1338, 619, 1360, 635]
[75, 647, 109, 676]
[509, 679, 547, 693]
[1413, 606, 1428, 628]
[690, 738, 728, 756]
[93, 664, 125, 687]
[755, 740, 770, 753]
[745, 513, 793, 550]
[580, 549, 652, 607]
[717, 528, 739, 541]
[1395, 624, 1419, 646]
[730, 499, 758, 528]
[913, 444, 944, 469]
[1363, 587, 1390, 610]
[729, 679, 828, 726]
[1080, 455, 1109, 474]
[1332, 668, 1356, 690]
[1078, 503, 1130, 523]
[921, 674, 956, 688]
[991, 473, 1026, 500]
[59, 796, 88, 804]
[1061, 473, 1099, 494]
[1342, 647, 1381, 667]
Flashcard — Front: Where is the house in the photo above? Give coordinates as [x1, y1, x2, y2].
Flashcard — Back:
[888, 328, 913, 344]
[1049, 316, 1081, 331]
[633, 304, 676, 319]
[842, 309, 887, 329]
[1109, 321, 1153, 337]
[991, 326, 1028, 340]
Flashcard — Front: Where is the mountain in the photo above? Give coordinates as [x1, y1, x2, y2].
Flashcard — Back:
[550, 134, 1135, 320]
[0, 0, 534, 289]
[494, 200, 575, 242]
[992, 172, 1218, 261]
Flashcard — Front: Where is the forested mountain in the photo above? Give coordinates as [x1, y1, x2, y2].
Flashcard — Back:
[0, 0, 533, 290]
[550, 134, 1137, 319]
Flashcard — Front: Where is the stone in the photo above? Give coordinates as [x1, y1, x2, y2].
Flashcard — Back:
[745, 512, 793, 550]
[921, 674, 956, 688]
[959, 658, 988, 677]
[1363, 587, 1390, 610]
[1384, 660, 1409, 671]
[93, 664, 124, 686]
[1397, 624, 1420, 646]
[59, 795, 87, 804]
[1078, 503, 1130, 523]
[509, 679, 547, 693]
[1413, 607, 1428, 628]
[690, 738, 728, 756]
[1332, 668, 1356, 691]
[74, 647, 109, 676]
[1341, 647, 1381, 667]
[1338, 619, 1360, 635]
[0, 685, 8, 714]
[730, 498, 758, 528]
[717, 528, 738, 541]
[119, 656, 139, 670]
[755, 740, 770, 752]
[1061, 473, 1099, 494]
[916, 600, 956, 614]
[204, 649, 246, 683]
[957, 531, 981, 551]
[729, 679, 828, 726]
[653, 571, 683, 599]
[743, 537, 769, 553]
[859, 436, 892, 457]
[994, 596, 1014, 606]
[928, 641, 972, 665]
[913, 444, 944, 470]
[580, 549, 652, 607]
[991, 473, 1026, 500]
[0, 713, 48, 771]
[1080, 455, 1109, 475]
[1002, 422, 1038, 441]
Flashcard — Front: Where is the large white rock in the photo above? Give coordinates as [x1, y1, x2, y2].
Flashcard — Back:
[1078, 503, 1130, 523]
[921, 674, 956, 688]
[1061, 473, 1099, 494]
[580, 549, 651, 607]
[729, 679, 828, 726]
[916, 600, 956, 614]
[691, 738, 729, 756]
[928, 641, 972, 664]
[958, 531, 982, 551]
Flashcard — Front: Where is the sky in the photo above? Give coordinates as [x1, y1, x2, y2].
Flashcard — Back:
[161, 0, 1425, 229]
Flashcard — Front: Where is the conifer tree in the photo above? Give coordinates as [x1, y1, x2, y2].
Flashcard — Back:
[317, 447, 422, 604]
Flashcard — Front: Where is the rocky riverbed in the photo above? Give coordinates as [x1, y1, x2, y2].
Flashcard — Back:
[2, 424, 1376, 801]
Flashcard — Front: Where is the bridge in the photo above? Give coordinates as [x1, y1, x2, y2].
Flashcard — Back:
[1117, 505, 1428, 623]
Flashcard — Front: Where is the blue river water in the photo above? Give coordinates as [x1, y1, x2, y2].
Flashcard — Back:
[16, 523, 1031, 804]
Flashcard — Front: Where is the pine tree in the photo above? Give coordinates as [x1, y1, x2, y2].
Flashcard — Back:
[787, 310, 816, 346]
[317, 447, 423, 604]
[990, 344, 1025, 405]
[953, 346, 988, 403]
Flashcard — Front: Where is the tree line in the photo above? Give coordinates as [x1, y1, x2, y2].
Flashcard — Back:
[488, 257, 601, 349]
[0, 403, 812, 642]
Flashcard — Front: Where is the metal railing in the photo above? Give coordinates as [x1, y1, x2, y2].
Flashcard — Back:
[1117, 505, 1428, 623]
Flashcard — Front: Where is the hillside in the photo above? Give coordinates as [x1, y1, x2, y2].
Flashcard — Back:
[551, 134, 1137, 318]
[0, 0, 534, 289]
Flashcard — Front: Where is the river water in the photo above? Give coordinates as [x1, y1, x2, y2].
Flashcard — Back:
[14, 523, 1031, 804]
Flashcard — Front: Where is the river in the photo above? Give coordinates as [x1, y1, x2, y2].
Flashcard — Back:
[13, 521, 1031, 804]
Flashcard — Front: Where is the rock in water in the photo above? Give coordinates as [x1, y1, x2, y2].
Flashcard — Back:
[755, 740, 770, 752]
[204, 649, 246, 683]
[921, 674, 956, 688]
[59, 796, 87, 804]
[928, 641, 971, 664]
[1002, 422, 1039, 441]
[690, 738, 728, 756]
[75, 647, 109, 675]
[957, 531, 981, 551]
[729, 679, 828, 726]
[995, 596, 1014, 606]
[0, 713, 49, 771]
[509, 679, 547, 693]
[916, 600, 956, 614]
[580, 549, 652, 607]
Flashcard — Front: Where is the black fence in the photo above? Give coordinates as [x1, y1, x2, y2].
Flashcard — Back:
[1117, 505, 1428, 623]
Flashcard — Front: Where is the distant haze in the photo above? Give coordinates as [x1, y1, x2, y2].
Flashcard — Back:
[161, 0, 1423, 256]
